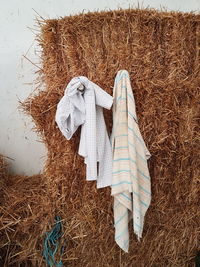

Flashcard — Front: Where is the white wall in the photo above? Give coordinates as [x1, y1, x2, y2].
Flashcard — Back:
[0, 0, 199, 175]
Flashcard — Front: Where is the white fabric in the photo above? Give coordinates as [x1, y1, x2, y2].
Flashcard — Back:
[55, 76, 113, 188]
[111, 70, 151, 252]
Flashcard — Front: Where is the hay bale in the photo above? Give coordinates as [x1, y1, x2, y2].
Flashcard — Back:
[0, 155, 7, 180]
[0, 155, 53, 266]
[0, 155, 8, 204]
[22, 8, 200, 266]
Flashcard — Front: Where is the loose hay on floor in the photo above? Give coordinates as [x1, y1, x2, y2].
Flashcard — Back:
[0, 156, 53, 266]
[19, 8, 200, 266]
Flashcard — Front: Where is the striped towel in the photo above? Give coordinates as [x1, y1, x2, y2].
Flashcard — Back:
[111, 70, 151, 252]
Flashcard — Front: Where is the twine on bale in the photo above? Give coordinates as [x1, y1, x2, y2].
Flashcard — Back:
[43, 216, 64, 267]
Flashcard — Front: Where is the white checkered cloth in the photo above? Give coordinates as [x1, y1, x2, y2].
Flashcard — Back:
[111, 70, 151, 252]
[55, 76, 113, 188]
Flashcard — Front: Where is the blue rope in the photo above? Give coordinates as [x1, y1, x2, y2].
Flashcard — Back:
[43, 216, 63, 267]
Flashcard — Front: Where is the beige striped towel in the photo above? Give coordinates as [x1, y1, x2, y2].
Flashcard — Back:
[111, 70, 151, 252]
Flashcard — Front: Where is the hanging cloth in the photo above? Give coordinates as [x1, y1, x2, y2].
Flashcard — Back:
[55, 76, 113, 188]
[111, 70, 151, 252]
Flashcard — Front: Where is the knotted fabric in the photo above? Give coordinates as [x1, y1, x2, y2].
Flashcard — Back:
[55, 76, 113, 188]
[111, 70, 151, 252]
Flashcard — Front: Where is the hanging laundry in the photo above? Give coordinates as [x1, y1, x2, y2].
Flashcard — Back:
[55, 76, 113, 188]
[111, 70, 151, 252]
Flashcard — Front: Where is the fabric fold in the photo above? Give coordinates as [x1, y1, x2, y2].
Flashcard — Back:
[111, 70, 151, 252]
[56, 76, 113, 188]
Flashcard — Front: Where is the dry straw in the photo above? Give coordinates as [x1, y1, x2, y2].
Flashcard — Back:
[1, 7, 200, 266]
[0, 155, 53, 266]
